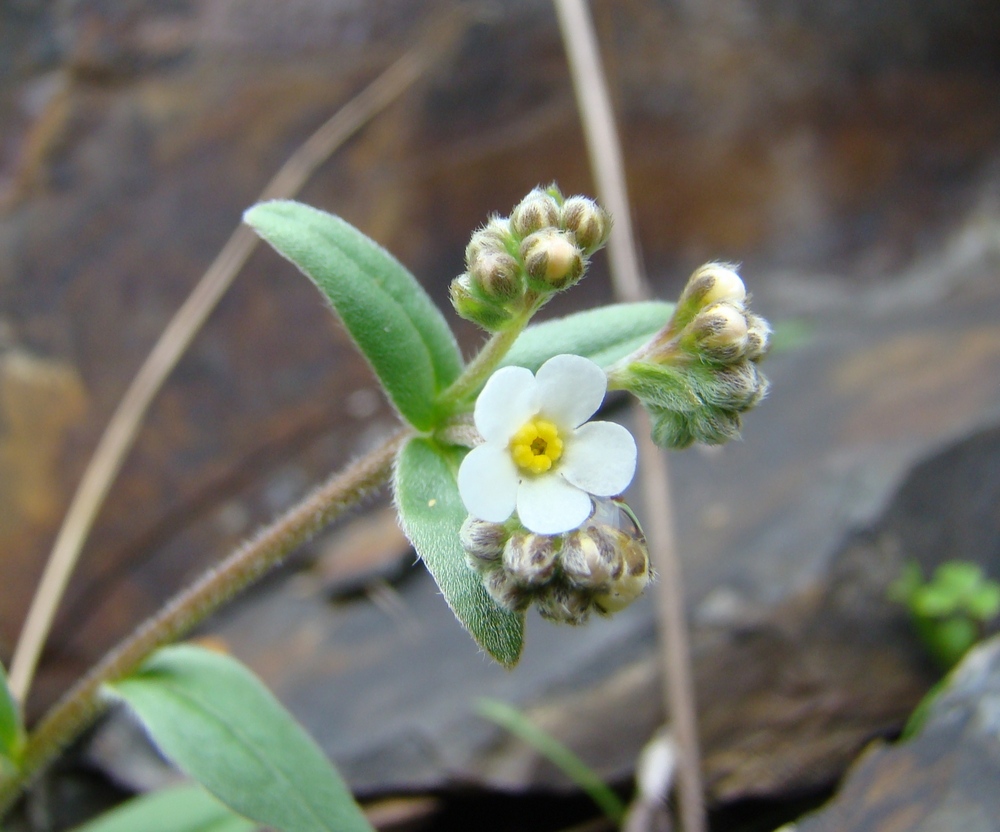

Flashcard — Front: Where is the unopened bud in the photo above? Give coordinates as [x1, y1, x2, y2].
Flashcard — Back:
[593, 534, 651, 614]
[483, 569, 531, 613]
[504, 532, 560, 586]
[686, 303, 749, 362]
[680, 263, 746, 309]
[561, 526, 624, 589]
[693, 362, 765, 409]
[469, 250, 522, 301]
[744, 313, 771, 361]
[510, 188, 562, 238]
[460, 517, 509, 568]
[466, 218, 514, 266]
[450, 274, 512, 331]
[521, 229, 584, 290]
[561, 196, 611, 254]
[536, 584, 591, 625]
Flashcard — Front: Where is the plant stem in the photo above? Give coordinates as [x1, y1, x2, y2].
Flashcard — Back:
[439, 310, 533, 406]
[0, 428, 409, 817]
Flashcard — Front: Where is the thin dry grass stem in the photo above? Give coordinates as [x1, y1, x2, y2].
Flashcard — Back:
[552, 2, 706, 831]
[7, 12, 465, 705]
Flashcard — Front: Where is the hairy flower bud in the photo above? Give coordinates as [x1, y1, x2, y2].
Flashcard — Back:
[503, 532, 560, 585]
[466, 218, 513, 266]
[461, 516, 509, 568]
[462, 499, 651, 622]
[593, 531, 651, 614]
[679, 263, 746, 309]
[536, 584, 592, 625]
[520, 229, 584, 291]
[561, 526, 624, 589]
[510, 188, 562, 238]
[744, 313, 771, 361]
[561, 196, 611, 255]
[469, 250, 522, 302]
[693, 362, 768, 410]
[483, 568, 531, 613]
[685, 303, 750, 363]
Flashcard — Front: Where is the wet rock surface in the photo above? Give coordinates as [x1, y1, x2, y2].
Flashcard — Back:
[791, 634, 1000, 832]
[1, 0, 1000, 827]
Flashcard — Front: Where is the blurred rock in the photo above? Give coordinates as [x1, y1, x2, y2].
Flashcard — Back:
[790, 634, 1000, 832]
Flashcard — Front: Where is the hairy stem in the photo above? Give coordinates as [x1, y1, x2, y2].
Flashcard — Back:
[0, 428, 409, 816]
[438, 310, 533, 406]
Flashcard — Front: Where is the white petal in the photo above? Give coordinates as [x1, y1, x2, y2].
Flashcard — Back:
[458, 444, 519, 522]
[516, 475, 593, 535]
[474, 366, 539, 443]
[535, 354, 607, 428]
[561, 421, 637, 496]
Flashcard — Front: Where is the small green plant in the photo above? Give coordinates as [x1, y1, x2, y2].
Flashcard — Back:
[0, 187, 771, 831]
[890, 560, 1000, 670]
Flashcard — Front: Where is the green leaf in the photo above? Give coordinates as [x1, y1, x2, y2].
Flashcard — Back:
[900, 676, 948, 740]
[244, 200, 462, 430]
[394, 437, 524, 666]
[106, 645, 373, 832]
[911, 585, 958, 618]
[933, 561, 982, 597]
[927, 616, 978, 668]
[501, 301, 674, 373]
[0, 661, 23, 765]
[966, 582, 1000, 621]
[69, 783, 259, 832]
[477, 698, 625, 824]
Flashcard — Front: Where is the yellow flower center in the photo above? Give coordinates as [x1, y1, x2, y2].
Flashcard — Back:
[509, 418, 564, 474]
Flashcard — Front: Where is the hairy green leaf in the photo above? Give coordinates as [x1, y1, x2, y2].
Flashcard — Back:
[0, 661, 23, 766]
[394, 437, 524, 666]
[107, 645, 373, 832]
[69, 783, 258, 832]
[244, 200, 462, 430]
[501, 301, 674, 372]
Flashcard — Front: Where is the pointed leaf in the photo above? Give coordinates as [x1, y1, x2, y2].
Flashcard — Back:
[0, 661, 23, 765]
[394, 437, 524, 666]
[69, 783, 259, 832]
[501, 301, 674, 373]
[245, 200, 462, 430]
[106, 645, 373, 832]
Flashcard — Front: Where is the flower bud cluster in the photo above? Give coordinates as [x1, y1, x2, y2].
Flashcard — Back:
[608, 263, 771, 448]
[450, 186, 612, 330]
[461, 499, 650, 624]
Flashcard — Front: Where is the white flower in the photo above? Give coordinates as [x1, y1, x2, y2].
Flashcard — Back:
[458, 354, 637, 535]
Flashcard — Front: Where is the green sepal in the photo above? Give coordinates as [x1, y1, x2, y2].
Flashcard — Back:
[0, 661, 24, 768]
[244, 200, 462, 430]
[501, 302, 674, 373]
[618, 363, 701, 412]
[106, 645, 374, 832]
[393, 437, 524, 666]
[68, 783, 259, 832]
[649, 406, 742, 449]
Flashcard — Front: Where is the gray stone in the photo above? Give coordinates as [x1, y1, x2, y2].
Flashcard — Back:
[791, 635, 1000, 832]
